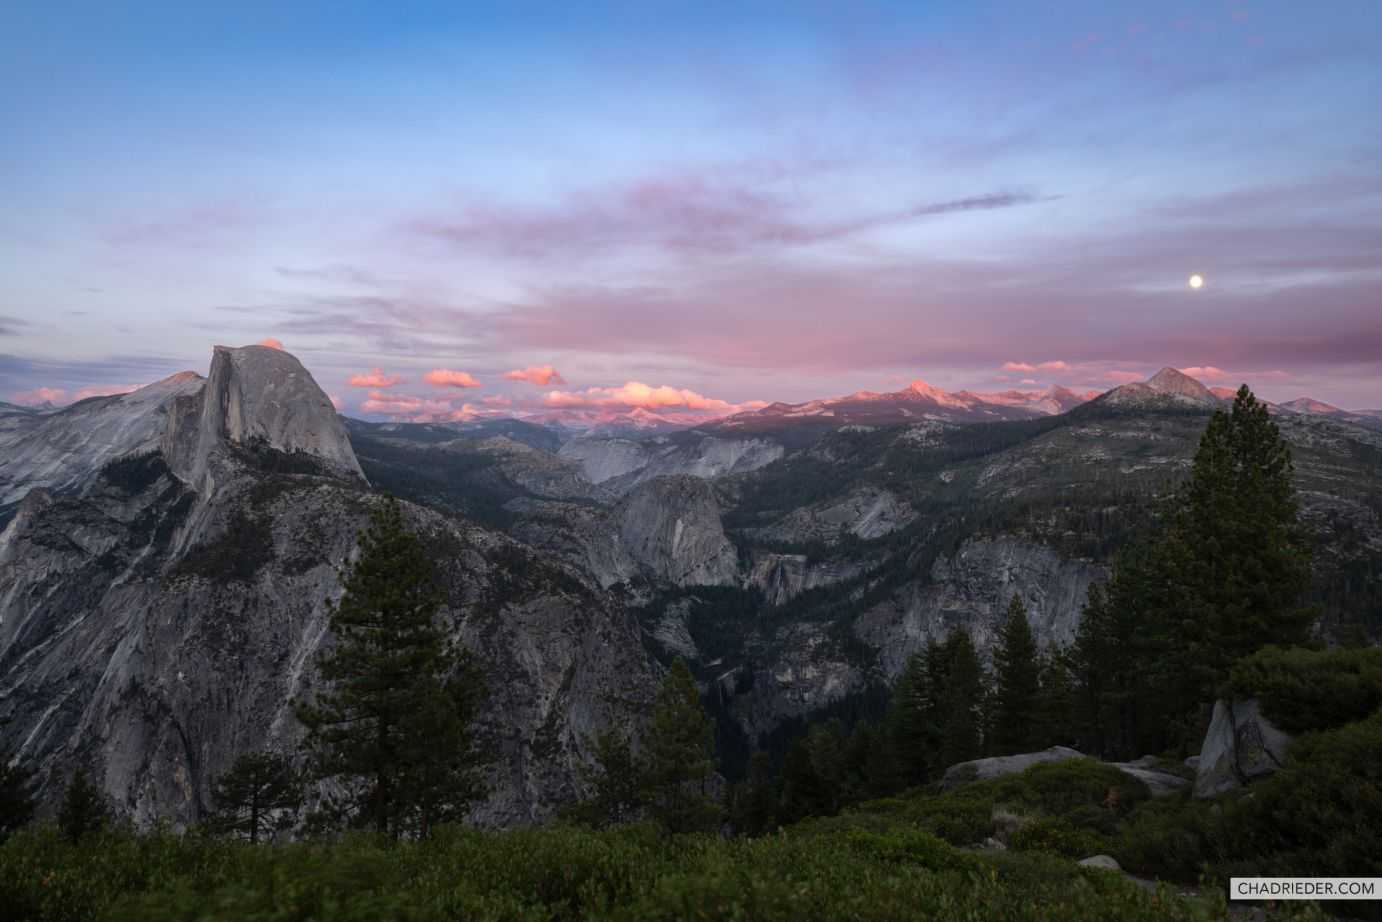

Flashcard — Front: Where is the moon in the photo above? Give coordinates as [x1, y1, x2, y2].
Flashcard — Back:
[1188, 273, 1205, 289]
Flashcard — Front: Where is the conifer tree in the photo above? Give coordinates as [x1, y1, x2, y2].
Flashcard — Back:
[297, 495, 487, 838]
[888, 650, 936, 787]
[638, 659, 722, 834]
[1033, 649, 1076, 749]
[206, 752, 303, 843]
[991, 596, 1041, 755]
[0, 740, 35, 843]
[729, 751, 777, 836]
[1170, 386, 1314, 695]
[936, 629, 985, 769]
[565, 727, 644, 828]
[57, 768, 111, 842]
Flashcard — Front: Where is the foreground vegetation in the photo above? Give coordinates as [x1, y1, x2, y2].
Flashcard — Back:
[0, 819, 1290, 922]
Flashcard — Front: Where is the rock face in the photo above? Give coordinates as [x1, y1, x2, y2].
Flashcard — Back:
[856, 538, 1105, 677]
[163, 345, 364, 490]
[747, 552, 868, 606]
[558, 437, 651, 485]
[1194, 698, 1293, 798]
[560, 434, 784, 494]
[745, 486, 915, 545]
[0, 372, 205, 506]
[0, 346, 657, 829]
[617, 476, 739, 586]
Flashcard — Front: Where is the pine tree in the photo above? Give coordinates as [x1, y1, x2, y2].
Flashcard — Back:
[638, 659, 722, 834]
[565, 727, 644, 828]
[729, 751, 777, 837]
[206, 752, 303, 843]
[888, 648, 939, 787]
[991, 596, 1042, 755]
[57, 768, 112, 842]
[1172, 386, 1314, 691]
[937, 629, 985, 769]
[0, 741, 35, 843]
[297, 495, 487, 838]
[1033, 648, 1076, 749]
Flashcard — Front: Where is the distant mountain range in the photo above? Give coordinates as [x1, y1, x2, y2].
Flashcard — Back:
[707, 367, 1382, 434]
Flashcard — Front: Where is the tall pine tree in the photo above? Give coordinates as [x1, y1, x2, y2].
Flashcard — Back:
[991, 596, 1041, 755]
[638, 659, 722, 834]
[937, 629, 985, 769]
[297, 495, 487, 838]
[1171, 386, 1314, 693]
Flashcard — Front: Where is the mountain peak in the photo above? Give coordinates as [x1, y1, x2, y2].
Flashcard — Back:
[1280, 397, 1343, 415]
[1148, 367, 1215, 399]
[164, 344, 365, 489]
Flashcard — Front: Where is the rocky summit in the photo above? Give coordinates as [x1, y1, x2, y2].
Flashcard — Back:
[3, 355, 1380, 826]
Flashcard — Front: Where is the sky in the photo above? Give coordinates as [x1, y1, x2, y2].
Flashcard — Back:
[2, 0, 1380, 421]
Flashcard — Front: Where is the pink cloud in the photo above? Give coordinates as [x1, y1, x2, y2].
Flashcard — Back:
[9, 387, 67, 406]
[1104, 370, 1145, 383]
[9, 383, 140, 407]
[422, 368, 482, 389]
[541, 381, 755, 416]
[73, 384, 137, 400]
[1002, 360, 1070, 373]
[348, 368, 403, 388]
[1179, 365, 1230, 381]
[503, 364, 567, 386]
[258, 337, 285, 350]
[358, 389, 495, 423]
[481, 395, 513, 407]
[328, 393, 343, 410]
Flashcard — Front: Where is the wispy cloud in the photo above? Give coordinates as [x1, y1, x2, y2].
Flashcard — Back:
[408, 170, 1049, 262]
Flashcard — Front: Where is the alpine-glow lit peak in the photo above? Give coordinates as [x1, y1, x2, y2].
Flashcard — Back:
[0, 1, 1378, 415]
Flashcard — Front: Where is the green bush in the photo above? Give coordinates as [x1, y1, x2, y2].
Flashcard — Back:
[0, 819, 1230, 922]
[1215, 709, 1382, 881]
[1226, 645, 1382, 734]
[1009, 817, 1107, 858]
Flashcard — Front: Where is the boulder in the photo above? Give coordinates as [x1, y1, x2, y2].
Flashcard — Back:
[1109, 756, 1191, 798]
[940, 746, 1085, 790]
[941, 747, 1191, 796]
[1194, 698, 1293, 799]
[1077, 855, 1122, 871]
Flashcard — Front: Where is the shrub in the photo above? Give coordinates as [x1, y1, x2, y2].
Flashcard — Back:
[1226, 645, 1382, 734]
[1008, 817, 1107, 858]
[0, 820, 1230, 922]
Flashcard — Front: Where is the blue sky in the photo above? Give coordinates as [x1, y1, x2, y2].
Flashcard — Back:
[2, 1, 1379, 418]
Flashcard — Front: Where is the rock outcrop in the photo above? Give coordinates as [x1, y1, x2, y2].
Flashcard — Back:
[559, 434, 783, 494]
[617, 476, 739, 586]
[939, 746, 1087, 790]
[856, 537, 1104, 677]
[0, 372, 205, 507]
[747, 552, 868, 606]
[939, 747, 1188, 797]
[163, 345, 364, 490]
[1193, 698, 1293, 798]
